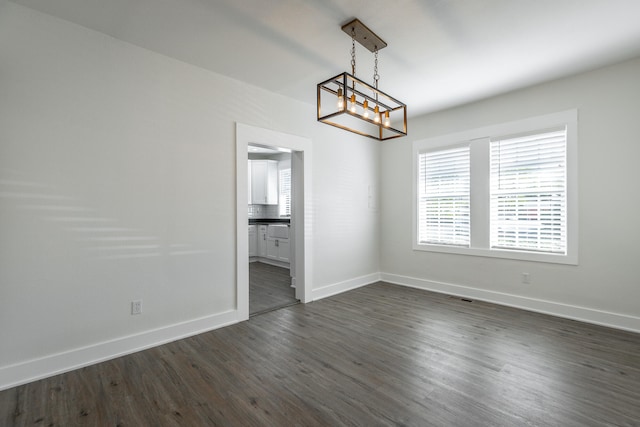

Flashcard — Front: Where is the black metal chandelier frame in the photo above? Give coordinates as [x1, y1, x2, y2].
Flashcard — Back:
[316, 19, 407, 141]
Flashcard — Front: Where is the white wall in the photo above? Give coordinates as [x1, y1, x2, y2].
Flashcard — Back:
[380, 56, 640, 331]
[312, 125, 381, 291]
[12, 0, 639, 391]
[0, 1, 380, 389]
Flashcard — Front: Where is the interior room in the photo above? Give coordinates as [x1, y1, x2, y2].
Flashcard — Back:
[247, 144, 297, 315]
[1, 0, 640, 425]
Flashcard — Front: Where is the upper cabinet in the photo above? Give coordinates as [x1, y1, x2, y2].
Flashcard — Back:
[249, 159, 278, 205]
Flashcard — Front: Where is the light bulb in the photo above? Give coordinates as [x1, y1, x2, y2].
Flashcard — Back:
[384, 110, 390, 127]
[337, 88, 344, 110]
[374, 105, 380, 123]
[350, 94, 357, 113]
[363, 100, 369, 118]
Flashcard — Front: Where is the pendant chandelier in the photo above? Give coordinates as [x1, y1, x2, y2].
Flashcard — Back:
[317, 19, 407, 141]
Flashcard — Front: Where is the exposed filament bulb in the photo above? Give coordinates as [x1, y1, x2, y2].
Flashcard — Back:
[350, 93, 357, 113]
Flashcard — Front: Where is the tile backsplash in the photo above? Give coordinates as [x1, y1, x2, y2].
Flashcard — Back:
[248, 204, 280, 218]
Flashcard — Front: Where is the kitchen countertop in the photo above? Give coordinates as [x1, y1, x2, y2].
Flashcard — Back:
[249, 218, 290, 225]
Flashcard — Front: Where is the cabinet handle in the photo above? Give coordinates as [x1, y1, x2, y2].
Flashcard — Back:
[276, 240, 279, 247]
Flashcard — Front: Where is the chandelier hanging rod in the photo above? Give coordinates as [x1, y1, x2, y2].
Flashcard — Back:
[318, 117, 406, 141]
[319, 86, 405, 117]
[318, 74, 400, 112]
[319, 96, 404, 123]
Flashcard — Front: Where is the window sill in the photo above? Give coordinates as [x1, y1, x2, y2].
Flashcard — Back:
[412, 242, 578, 265]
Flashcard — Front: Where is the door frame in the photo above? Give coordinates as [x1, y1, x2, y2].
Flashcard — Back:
[235, 123, 313, 320]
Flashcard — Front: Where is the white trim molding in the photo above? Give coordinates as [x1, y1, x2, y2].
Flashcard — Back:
[236, 122, 314, 319]
[380, 272, 640, 334]
[412, 109, 579, 265]
[0, 310, 239, 391]
[312, 273, 381, 301]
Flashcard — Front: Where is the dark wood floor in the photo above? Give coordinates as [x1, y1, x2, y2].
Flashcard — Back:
[249, 261, 297, 315]
[2, 282, 640, 426]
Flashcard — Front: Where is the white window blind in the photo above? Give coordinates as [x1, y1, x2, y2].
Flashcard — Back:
[418, 146, 470, 246]
[278, 168, 291, 217]
[490, 128, 567, 254]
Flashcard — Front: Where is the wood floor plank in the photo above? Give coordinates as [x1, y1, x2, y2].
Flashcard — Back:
[2, 281, 640, 426]
[249, 261, 297, 315]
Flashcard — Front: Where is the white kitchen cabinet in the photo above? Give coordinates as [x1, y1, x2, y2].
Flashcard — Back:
[258, 225, 268, 257]
[278, 238, 290, 263]
[248, 225, 257, 257]
[249, 160, 278, 205]
[266, 237, 290, 263]
[265, 224, 290, 263]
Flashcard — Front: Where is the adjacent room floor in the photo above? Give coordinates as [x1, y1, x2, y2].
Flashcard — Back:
[249, 261, 297, 316]
[2, 282, 639, 426]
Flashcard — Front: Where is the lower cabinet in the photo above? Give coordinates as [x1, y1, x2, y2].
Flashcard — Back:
[266, 237, 290, 263]
[258, 225, 268, 257]
[250, 223, 290, 266]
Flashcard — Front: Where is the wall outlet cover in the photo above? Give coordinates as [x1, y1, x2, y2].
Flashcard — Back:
[131, 300, 142, 315]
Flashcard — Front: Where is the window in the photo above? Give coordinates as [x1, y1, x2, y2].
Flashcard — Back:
[490, 130, 566, 253]
[413, 110, 577, 264]
[418, 145, 470, 246]
[278, 167, 291, 217]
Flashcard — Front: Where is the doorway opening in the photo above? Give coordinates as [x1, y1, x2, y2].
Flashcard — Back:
[248, 144, 296, 316]
[235, 123, 313, 322]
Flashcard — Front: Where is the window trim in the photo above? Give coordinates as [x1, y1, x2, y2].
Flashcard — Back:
[412, 110, 578, 265]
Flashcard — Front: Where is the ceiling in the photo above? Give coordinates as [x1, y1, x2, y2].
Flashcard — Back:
[12, 0, 640, 117]
[249, 145, 289, 154]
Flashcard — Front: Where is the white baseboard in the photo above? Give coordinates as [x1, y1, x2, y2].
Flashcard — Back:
[380, 272, 640, 334]
[6, 272, 637, 392]
[253, 258, 290, 269]
[312, 272, 381, 301]
[0, 310, 239, 392]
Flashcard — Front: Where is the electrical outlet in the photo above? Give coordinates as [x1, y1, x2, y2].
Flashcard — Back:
[131, 300, 142, 315]
[521, 273, 530, 285]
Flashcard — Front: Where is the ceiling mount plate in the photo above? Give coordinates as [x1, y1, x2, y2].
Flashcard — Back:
[341, 18, 387, 53]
